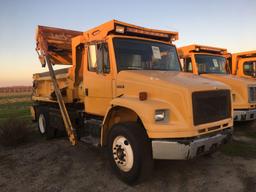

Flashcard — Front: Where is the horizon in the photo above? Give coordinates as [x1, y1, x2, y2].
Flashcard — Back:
[0, 0, 255, 86]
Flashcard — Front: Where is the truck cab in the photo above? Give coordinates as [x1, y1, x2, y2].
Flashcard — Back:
[178, 44, 256, 122]
[32, 21, 233, 184]
[229, 51, 256, 79]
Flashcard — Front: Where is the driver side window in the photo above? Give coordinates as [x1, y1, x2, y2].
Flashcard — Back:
[88, 43, 110, 73]
[243, 61, 256, 76]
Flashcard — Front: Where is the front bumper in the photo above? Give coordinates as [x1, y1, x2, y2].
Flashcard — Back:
[152, 128, 233, 160]
[234, 109, 256, 121]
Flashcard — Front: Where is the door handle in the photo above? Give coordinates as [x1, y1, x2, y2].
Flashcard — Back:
[85, 88, 89, 96]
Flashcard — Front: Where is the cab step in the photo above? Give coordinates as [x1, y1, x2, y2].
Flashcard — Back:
[79, 135, 100, 147]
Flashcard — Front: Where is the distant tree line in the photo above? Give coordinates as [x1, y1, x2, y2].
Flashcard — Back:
[0, 86, 32, 93]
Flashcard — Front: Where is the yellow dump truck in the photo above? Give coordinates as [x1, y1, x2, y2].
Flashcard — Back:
[31, 21, 233, 184]
[228, 51, 256, 79]
[178, 45, 256, 122]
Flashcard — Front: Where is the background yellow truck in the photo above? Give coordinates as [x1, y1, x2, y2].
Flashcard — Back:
[228, 51, 256, 79]
[31, 20, 233, 184]
[178, 44, 256, 122]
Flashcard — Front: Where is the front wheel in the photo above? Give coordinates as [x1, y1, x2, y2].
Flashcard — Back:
[107, 122, 154, 185]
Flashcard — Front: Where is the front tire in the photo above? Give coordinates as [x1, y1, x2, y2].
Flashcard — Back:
[107, 122, 154, 185]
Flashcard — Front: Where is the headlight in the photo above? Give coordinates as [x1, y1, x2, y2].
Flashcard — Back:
[154, 109, 169, 122]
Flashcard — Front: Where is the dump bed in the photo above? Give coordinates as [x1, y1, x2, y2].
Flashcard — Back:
[32, 68, 71, 102]
[34, 68, 69, 78]
[33, 26, 82, 103]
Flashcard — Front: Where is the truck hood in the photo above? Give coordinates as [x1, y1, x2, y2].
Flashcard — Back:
[201, 74, 256, 108]
[201, 74, 256, 87]
[115, 70, 233, 132]
[117, 70, 229, 92]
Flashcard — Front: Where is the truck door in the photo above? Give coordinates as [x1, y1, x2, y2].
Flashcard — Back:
[83, 42, 113, 116]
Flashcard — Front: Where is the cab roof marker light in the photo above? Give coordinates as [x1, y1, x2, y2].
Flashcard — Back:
[199, 46, 226, 53]
[126, 27, 169, 38]
[171, 37, 176, 41]
[115, 25, 125, 34]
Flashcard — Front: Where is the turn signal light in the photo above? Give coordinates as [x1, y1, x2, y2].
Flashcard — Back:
[139, 92, 147, 101]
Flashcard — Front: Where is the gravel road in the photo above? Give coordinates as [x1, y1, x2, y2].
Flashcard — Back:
[0, 123, 255, 192]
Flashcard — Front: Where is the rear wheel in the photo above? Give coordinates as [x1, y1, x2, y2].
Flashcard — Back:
[37, 108, 56, 139]
[38, 113, 46, 134]
[107, 122, 154, 185]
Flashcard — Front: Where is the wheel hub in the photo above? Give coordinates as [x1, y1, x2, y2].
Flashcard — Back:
[116, 147, 125, 161]
[112, 136, 134, 172]
[38, 114, 46, 134]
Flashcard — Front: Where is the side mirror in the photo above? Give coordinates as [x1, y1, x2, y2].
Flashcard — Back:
[96, 44, 104, 73]
[253, 62, 256, 78]
[97, 43, 110, 74]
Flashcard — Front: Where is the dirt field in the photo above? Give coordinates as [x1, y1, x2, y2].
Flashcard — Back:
[0, 95, 256, 192]
[0, 123, 255, 192]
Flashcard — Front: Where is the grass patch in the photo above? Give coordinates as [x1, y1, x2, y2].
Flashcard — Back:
[0, 101, 32, 108]
[0, 101, 32, 121]
[0, 118, 31, 147]
[221, 140, 256, 158]
[0, 99, 40, 146]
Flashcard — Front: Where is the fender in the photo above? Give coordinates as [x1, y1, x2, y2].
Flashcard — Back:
[101, 96, 172, 145]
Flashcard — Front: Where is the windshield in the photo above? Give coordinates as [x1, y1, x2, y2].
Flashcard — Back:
[195, 54, 228, 74]
[113, 38, 181, 72]
[243, 61, 256, 77]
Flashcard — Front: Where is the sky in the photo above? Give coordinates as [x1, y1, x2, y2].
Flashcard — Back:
[0, 0, 255, 86]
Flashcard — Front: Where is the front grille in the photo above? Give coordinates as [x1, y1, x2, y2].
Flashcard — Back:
[249, 86, 256, 103]
[192, 90, 231, 126]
